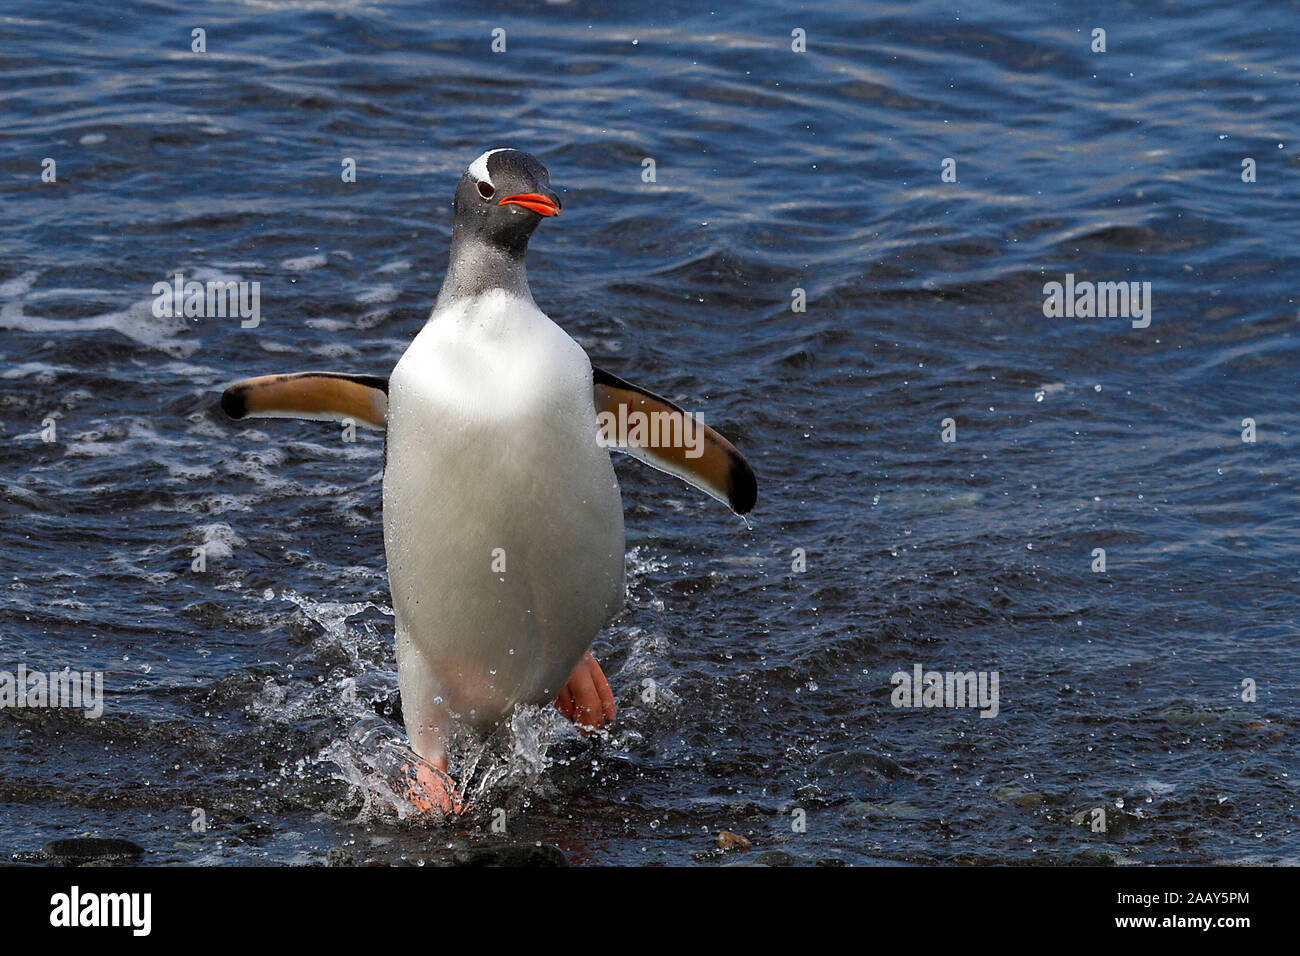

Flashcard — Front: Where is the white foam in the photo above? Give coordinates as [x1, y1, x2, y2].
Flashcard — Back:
[197, 522, 246, 560]
[64, 441, 118, 458]
[280, 253, 328, 272]
[0, 266, 252, 358]
[304, 318, 351, 332]
[0, 362, 70, 381]
[356, 283, 398, 305]
[0, 271, 37, 299]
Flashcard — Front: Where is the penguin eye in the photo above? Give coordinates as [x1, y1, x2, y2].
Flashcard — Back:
[477, 180, 495, 200]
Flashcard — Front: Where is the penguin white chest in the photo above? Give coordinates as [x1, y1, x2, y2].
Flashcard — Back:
[382, 292, 625, 746]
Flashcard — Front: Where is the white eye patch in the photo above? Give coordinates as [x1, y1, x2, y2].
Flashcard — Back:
[467, 148, 510, 188]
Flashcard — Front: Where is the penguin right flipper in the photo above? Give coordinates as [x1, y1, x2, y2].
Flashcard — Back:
[592, 365, 757, 515]
[221, 372, 389, 428]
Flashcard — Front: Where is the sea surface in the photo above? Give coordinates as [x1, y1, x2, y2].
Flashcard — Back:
[1, 0, 1297, 866]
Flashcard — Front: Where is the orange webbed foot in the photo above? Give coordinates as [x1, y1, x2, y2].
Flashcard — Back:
[398, 756, 467, 817]
[553, 650, 616, 734]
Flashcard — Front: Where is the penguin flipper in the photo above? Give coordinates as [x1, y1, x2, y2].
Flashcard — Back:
[221, 372, 389, 429]
[592, 366, 756, 515]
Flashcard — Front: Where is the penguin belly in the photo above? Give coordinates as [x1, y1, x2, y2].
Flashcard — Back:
[382, 292, 625, 762]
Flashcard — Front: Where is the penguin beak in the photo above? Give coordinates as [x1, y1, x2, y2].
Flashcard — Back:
[497, 192, 561, 217]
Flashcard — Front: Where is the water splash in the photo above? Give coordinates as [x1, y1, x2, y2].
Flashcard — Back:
[280, 587, 599, 822]
[322, 705, 589, 825]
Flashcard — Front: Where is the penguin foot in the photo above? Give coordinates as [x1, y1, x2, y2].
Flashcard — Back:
[553, 650, 616, 733]
[398, 755, 466, 817]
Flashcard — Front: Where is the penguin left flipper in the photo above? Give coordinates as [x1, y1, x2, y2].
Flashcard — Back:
[592, 365, 756, 516]
[220, 372, 388, 428]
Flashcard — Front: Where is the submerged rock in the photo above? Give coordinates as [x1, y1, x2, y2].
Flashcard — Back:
[749, 850, 797, 866]
[994, 787, 1047, 809]
[1159, 707, 1221, 727]
[452, 842, 567, 867]
[43, 838, 145, 864]
[233, 822, 274, 844]
[846, 800, 928, 820]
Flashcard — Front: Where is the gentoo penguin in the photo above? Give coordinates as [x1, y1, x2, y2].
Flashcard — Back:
[221, 148, 756, 813]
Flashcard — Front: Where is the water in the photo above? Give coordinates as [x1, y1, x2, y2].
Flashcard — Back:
[1, 0, 1297, 865]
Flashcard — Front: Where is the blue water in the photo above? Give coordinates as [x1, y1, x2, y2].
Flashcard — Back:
[1, 0, 1297, 865]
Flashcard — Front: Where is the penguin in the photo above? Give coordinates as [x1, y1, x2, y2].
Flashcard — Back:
[221, 148, 756, 813]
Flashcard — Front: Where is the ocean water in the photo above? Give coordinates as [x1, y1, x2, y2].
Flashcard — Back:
[0, 0, 1297, 866]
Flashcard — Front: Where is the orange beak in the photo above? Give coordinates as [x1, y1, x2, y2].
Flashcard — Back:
[498, 193, 561, 216]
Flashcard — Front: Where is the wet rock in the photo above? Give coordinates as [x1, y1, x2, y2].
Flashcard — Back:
[749, 850, 797, 866]
[43, 838, 145, 864]
[809, 751, 918, 802]
[326, 848, 356, 867]
[812, 751, 916, 782]
[815, 857, 846, 867]
[716, 831, 750, 852]
[452, 842, 567, 867]
[1158, 707, 1220, 727]
[233, 822, 274, 844]
[847, 800, 928, 820]
[994, 787, 1046, 809]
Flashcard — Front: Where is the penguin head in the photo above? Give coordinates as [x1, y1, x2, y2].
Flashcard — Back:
[453, 148, 561, 254]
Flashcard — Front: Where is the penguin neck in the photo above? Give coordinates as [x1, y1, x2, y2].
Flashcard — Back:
[435, 233, 534, 310]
